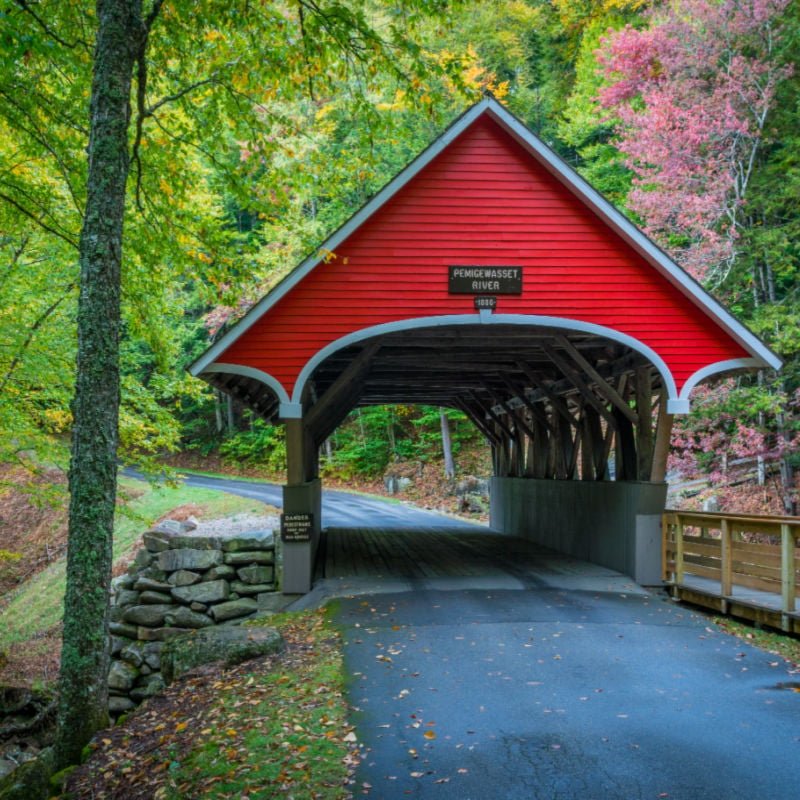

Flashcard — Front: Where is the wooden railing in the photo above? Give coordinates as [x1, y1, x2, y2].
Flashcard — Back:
[663, 510, 800, 630]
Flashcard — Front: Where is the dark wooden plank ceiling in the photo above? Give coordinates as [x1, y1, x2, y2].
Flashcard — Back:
[204, 324, 657, 448]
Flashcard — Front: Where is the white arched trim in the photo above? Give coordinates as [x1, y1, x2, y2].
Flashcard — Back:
[201, 363, 291, 406]
[290, 313, 684, 411]
[677, 358, 764, 408]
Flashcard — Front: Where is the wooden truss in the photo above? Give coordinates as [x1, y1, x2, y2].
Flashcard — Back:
[203, 324, 675, 484]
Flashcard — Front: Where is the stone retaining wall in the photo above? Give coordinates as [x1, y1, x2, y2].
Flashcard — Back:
[107, 520, 280, 715]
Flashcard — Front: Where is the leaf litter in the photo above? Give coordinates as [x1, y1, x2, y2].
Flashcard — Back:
[64, 609, 358, 799]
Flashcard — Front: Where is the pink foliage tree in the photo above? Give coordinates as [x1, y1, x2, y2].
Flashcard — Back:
[598, 1, 798, 511]
[668, 380, 800, 513]
[598, 0, 791, 285]
[668, 381, 798, 476]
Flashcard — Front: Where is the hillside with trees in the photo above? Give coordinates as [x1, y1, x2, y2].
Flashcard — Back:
[187, 0, 799, 517]
[1, 1, 797, 513]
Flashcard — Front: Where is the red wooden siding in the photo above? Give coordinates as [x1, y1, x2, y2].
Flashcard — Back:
[219, 114, 748, 397]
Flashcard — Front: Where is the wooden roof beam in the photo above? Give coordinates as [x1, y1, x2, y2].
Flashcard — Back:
[454, 398, 502, 444]
[515, 360, 579, 427]
[499, 374, 556, 434]
[483, 383, 538, 442]
[306, 341, 380, 433]
[540, 342, 617, 427]
[554, 335, 638, 425]
[469, 390, 516, 440]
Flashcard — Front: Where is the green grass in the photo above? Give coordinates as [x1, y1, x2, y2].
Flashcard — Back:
[713, 615, 800, 666]
[0, 478, 273, 649]
[164, 610, 352, 799]
[174, 467, 273, 485]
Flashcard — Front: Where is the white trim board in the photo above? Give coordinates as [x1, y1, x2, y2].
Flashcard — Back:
[200, 363, 290, 405]
[189, 96, 780, 383]
[484, 101, 780, 371]
[189, 99, 495, 377]
[678, 358, 764, 402]
[291, 313, 676, 405]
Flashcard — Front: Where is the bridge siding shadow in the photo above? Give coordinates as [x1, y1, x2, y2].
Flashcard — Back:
[317, 526, 564, 583]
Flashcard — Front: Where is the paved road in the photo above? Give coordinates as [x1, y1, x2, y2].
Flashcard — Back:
[128, 468, 800, 797]
[126, 469, 474, 529]
[335, 587, 800, 800]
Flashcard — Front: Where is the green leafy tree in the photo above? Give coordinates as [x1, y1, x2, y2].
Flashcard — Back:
[557, 15, 634, 205]
[1, 0, 462, 778]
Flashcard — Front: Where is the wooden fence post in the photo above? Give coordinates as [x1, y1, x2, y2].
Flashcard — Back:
[674, 514, 684, 586]
[720, 518, 732, 612]
[781, 523, 796, 615]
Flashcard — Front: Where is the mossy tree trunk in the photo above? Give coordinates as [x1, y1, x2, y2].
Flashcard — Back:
[54, 0, 144, 769]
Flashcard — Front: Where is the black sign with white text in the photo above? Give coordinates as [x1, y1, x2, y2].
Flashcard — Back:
[281, 512, 313, 543]
[449, 265, 523, 295]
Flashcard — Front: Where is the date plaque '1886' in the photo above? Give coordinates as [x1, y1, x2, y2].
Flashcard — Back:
[474, 296, 497, 311]
[448, 265, 523, 295]
[281, 512, 313, 543]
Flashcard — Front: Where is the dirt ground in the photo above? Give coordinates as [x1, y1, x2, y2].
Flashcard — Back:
[0, 465, 68, 598]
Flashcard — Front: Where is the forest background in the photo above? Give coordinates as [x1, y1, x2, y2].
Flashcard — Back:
[0, 0, 798, 780]
[2, 0, 799, 523]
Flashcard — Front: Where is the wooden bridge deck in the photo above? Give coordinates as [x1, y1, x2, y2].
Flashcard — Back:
[313, 525, 646, 595]
[663, 510, 800, 634]
[318, 526, 537, 581]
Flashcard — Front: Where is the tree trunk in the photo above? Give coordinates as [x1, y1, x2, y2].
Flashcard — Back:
[387, 407, 396, 460]
[54, 0, 142, 769]
[214, 389, 224, 433]
[440, 409, 455, 479]
[777, 403, 796, 515]
[226, 393, 235, 431]
[757, 370, 766, 486]
[357, 408, 366, 452]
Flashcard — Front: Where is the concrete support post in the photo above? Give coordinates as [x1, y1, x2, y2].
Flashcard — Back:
[282, 478, 321, 594]
[282, 417, 321, 594]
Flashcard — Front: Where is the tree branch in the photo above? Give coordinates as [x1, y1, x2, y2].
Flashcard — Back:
[0, 282, 76, 395]
[13, 0, 90, 50]
[0, 99, 84, 215]
[0, 190, 79, 250]
[131, 0, 225, 210]
[144, 0, 165, 33]
[145, 76, 222, 117]
[131, 0, 167, 210]
[0, 83, 90, 138]
[132, 49, 148, 211]
[0, 234, 30, 291]
[297, 1, 317, 101]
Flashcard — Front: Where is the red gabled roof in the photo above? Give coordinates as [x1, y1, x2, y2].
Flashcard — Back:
[191, 98, 779, 414]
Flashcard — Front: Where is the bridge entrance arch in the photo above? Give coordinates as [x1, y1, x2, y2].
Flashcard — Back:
[190, 97, 779, 593]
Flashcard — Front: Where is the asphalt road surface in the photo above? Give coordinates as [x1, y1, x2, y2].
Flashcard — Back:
[335, 588, 800, 800]
[128, 469, 472, 529]
[130, 469, 800, 798]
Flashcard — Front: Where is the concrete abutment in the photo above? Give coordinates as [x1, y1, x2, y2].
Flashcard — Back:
[490, 477, 667, 585]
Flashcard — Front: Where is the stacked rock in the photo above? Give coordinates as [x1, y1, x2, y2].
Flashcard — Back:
[107, 520, 279, 715]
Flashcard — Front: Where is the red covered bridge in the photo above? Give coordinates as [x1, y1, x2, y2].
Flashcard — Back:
[190, 97, 779, 593]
